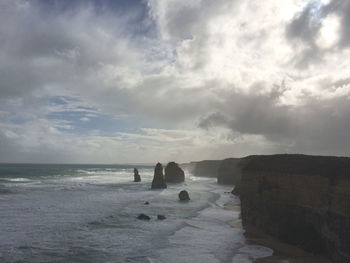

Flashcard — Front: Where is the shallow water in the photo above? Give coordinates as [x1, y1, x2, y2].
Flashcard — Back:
[0, 164, 328, 262]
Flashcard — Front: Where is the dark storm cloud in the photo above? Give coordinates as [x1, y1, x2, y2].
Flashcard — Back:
[332, 0, 350, 47]
[0, 0, 152, 99]
[199, 81, 350, 156]
[199, 84, 298, 141]
[286, 2, 323, 43]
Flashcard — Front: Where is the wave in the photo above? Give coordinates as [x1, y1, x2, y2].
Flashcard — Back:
[1, 177, 33, 183]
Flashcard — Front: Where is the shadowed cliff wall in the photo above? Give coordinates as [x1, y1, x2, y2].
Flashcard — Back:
[239, 154, 350, 262]
[217, 158, 242, 185]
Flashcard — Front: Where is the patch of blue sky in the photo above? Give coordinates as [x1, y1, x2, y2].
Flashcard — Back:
[44, 95, 177, 135]
[47, 108, 141, 135]
[36, 0, 146, 13]
[34, 0, 155, 37]
[308, 0, 326, 24]
[9, 118, 28, 125]
[47, 96, 77, 106]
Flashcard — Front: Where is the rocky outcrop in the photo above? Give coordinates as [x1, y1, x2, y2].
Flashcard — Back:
[137, 214, 150, 220]
[239, 154, 350, 262]
[217, 158, 241, 185]
[133, 168, 141, 182]
[151, 163, 167, 189]
[178, 190, 190, 201]
[182, 160, 222, 178]
[157, 215, 166, 220]
[164, 162, 185, 183]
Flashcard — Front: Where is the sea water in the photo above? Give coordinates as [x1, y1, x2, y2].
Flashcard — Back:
[0, 164, 279, 262]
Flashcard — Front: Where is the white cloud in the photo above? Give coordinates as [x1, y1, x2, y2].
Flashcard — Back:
[316, 14, 341, 49]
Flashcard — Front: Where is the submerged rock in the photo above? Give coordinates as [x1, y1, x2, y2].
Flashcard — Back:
[151, 163, 167, 189]
[165, 162, 185, 183]
[137, 214, 151, 220]
[133, 168, 141, 182]
[157, 214, 166, 220]
[178, 190, 190, 201]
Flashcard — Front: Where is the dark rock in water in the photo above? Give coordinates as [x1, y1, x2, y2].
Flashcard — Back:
[165, 162, 185, 183]
[133, 168, 141, 182]
[137, 214, 150, 220]
[231, 185, 240, 196]
[157, 214, 166, 220]
[151, 163, 167, 189]
[239, 154, 350, 262]
[178, 190, 190, 201]
[144, 201, 149, 205]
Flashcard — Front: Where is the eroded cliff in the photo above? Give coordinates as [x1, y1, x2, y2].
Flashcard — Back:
[217, 158, 241, 185]
[239, 154, 350, 262]
[182, 160, 222, 178]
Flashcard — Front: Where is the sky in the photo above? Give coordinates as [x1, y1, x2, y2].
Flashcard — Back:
[1, 0, 350, 164]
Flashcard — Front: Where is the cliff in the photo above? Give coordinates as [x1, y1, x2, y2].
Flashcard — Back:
[239, 154, 350, 262]
[181, 160, 222, 178]
[217, 158, 241, 185]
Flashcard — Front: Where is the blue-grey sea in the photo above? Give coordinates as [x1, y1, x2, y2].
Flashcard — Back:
[0, 163, 300, 262]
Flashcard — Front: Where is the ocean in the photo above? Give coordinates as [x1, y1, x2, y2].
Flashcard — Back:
[0, 164, 324, 263]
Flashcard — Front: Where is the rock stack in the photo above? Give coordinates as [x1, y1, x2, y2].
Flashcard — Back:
[164, 162, 185, 183]
[151, 163, 167, 189]
[133, 168, 141, 182]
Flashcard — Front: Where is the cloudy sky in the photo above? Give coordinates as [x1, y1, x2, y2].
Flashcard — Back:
[1, 0, 350, 164]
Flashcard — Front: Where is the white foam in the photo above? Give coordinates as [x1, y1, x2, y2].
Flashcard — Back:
[238, 245, 274, 259]
[5, 178, 32, 182]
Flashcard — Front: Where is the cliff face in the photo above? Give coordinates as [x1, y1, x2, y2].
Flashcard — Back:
[217, 158, 241, 185]
[239, 154, 350, 262]
[182, 160, 222, 178]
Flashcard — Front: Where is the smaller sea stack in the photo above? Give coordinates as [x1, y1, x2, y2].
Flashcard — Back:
[151, 163, 167, 189]
[165, 162, 185, 183]
[133, 168, 141, 182]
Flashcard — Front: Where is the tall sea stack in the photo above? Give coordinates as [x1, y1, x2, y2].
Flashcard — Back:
[151, 163, 167, 189]
[133, 168, 141, 182]
[164, 162, 185, 183]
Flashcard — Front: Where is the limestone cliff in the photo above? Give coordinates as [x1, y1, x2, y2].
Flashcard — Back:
[181, 160, 222, 178]
[217, 158, 241, 185]
[239, 154, 350, 262]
